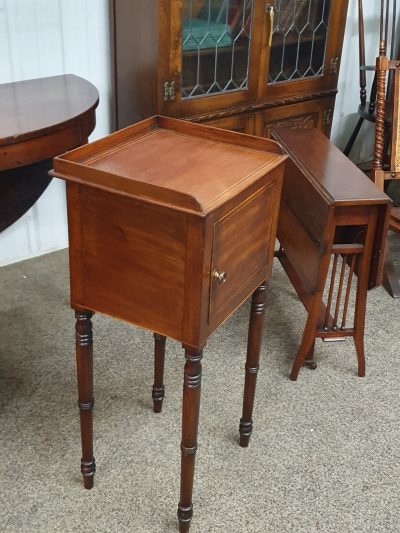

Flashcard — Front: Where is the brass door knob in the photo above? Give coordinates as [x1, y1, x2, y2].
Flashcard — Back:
[212, 269, 227, 284]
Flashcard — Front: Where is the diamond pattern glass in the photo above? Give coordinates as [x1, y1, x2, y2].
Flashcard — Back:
[268, 0, 331, 84]
[181, 0, 254, 99]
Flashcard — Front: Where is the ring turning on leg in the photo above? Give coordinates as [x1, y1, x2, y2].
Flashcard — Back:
[152, 333, 166, 413]
[239, 282, 267, 447]
[75, 309, 96, 489]
[177, 347, 203, 532]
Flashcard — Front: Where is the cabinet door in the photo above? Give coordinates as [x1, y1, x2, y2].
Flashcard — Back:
[254, 96, 335, 137]
[159, 0, 267, 117]
[259, 0, 348, 102]
[208, 183, 277, 326]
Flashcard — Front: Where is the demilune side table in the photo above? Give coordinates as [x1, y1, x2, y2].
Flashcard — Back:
[52, 116, 287, 531]
[0, 74, 98, 232]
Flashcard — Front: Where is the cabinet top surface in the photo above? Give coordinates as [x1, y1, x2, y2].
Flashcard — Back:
[0, 74, 99, 146]
[273, 128, 390, 206]
[53, 116, 285, 214]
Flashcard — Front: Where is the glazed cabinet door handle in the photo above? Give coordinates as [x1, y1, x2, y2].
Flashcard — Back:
[266, 3, 274, 47]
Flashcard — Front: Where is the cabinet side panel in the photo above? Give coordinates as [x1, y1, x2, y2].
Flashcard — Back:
[113, 0, 158, 129]
[70, 187, 187, 340]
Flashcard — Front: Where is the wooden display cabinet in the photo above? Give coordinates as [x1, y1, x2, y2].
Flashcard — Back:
[111, 0, 348, 137]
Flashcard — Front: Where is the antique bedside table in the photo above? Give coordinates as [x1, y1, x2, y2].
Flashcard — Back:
[52, 116, 286, 532]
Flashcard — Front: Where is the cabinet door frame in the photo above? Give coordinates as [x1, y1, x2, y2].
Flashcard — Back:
[259, 0, 349, 102]
[157, 0, 269, 117]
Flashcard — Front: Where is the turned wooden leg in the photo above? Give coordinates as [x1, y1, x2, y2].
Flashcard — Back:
[239, 282, 267, 448]
[152, 333, 166, 413]
[177, 347, 203, 533]
[75, 310, 96, 489]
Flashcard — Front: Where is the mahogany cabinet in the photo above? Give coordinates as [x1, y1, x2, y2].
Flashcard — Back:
[51, 116, 287, 531]
[111, 0, 349, 137]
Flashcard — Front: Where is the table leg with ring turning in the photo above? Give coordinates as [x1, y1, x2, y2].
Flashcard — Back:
[239, 282, 267, 448]
[177, 347, 203, 533]
[152, 333, 166, 413]
[75, 309, 96, 489]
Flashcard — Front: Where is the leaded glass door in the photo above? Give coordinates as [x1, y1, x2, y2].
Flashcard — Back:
[163, 0, 266, 116]
[261, 0, 342, 101]
[268, 0, 331, 83]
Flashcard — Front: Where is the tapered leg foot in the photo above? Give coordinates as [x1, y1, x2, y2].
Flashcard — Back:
[75, 309, 96, 489]
[290, 311, 320, 381]
[304, 361, 318, 370]
[177, 504, 192, 533]
[81, 459, 96, 489]
[239, 419, 253, 448]
[354, 335, 365, 377]
[304, 341, 317, 370]
[290, 337, 315, 381]
[177, 346, 203, 532]
[239, 282, 267, 448]
[152, 333, 166, 413]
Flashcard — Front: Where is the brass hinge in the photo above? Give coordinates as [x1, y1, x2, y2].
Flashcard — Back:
[329, 57, 340, 74]
[163, 81, 176, 102]
[323, 108, 333, 126]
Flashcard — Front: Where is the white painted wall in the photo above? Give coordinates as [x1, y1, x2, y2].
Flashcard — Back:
[0, 1, 386, 265]
[0, 0, 112, 266]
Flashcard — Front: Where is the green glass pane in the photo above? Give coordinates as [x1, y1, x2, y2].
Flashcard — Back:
[181, 0, 253, 99]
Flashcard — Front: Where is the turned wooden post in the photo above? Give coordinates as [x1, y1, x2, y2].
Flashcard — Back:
[152, 333, 166, 413]
[75, 310, 95, 489]
[358, 0, 367, 106]
[177, 347, 203, 533]
[373, 54, 387, 181]
[239, 282, 267, 447]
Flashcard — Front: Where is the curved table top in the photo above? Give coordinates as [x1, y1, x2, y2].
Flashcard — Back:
[0, 74, 99, 171]
[0, 74, 99, 232]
